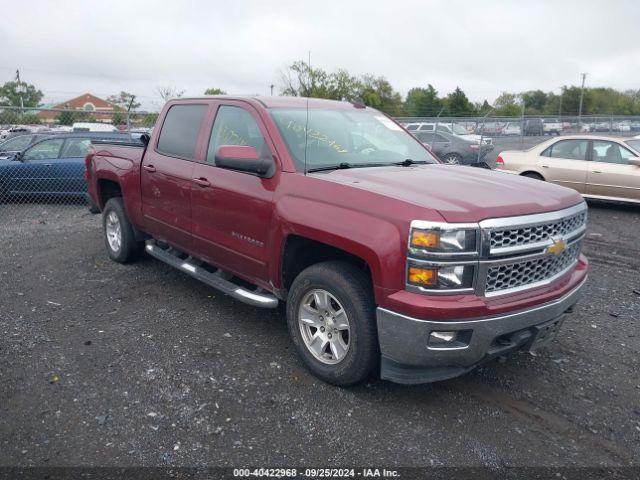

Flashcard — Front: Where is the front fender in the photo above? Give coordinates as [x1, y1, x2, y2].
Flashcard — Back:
[270, 195, 407, 301]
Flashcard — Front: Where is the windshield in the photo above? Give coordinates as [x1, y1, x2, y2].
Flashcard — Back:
[270, 108, 438, 171]
[625, 139, 640, 153]
[450, 124, 469, 135]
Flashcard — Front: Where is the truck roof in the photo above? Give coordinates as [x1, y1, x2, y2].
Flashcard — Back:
[173, 95, 367, 110]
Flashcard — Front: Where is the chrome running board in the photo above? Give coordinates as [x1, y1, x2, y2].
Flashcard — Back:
[145, 240, 278, 309]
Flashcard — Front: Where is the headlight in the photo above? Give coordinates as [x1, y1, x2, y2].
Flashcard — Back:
[410, 227, 477, 253]
[407, 263, 475, 290]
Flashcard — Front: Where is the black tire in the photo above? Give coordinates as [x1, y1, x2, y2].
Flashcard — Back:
[522, 172, 544, 181]
[102, 197, 142, 263]
[286, 261, 378, 387]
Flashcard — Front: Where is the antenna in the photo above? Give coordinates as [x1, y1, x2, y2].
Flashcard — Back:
[303, 51, 311, 175]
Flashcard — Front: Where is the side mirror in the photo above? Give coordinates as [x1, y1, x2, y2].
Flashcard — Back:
[214, 145, 274, 177]
[628, 157, 640, 167]
[139, 133, 150, 147]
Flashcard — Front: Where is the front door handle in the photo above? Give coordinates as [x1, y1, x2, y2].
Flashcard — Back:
[592, 170, 602, 174]
[142, 164, 156, 172]
[541, 164, 549, 168]
[193, 177, 211, 188]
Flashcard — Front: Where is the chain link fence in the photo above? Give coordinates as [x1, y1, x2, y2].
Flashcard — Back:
[0, 105, 158, 223]
[2, 105, 640, 226]
[395, 114, 640, 166]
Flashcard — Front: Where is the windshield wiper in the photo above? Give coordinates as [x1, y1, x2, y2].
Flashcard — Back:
[394, 158, 428, 166]
[307, 162, 397, 173]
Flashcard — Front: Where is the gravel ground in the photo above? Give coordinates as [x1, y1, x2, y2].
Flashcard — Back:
[0, 201, 639, 468]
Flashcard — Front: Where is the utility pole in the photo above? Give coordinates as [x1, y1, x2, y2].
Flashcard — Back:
[558, 87, 563, 119]
[15, 69, 24, 113]
[578, 73, 587, 128]
[270, 84, 274, 96]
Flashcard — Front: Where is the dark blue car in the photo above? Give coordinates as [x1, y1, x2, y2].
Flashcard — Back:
[0, 132, 132, 202]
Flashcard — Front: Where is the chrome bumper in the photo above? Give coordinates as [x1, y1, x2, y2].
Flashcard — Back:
[377, 278, 586, 384]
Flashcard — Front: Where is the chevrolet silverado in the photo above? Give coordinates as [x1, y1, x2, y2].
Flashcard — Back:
[85, 96, 588, 386]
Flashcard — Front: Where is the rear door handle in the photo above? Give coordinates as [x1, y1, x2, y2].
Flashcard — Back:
[193, 177, 211, 188]
[592, 170, 602, 174]
[142, 164, 156, 172]
[541, 164, 549, 168]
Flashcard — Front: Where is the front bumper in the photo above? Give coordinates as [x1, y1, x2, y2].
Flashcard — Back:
[377, 278, 586, 384]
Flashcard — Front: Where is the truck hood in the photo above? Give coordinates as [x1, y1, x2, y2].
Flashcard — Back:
[311, 164, 583, 223]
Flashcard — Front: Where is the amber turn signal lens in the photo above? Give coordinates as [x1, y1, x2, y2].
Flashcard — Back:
[408, 266, 437, 286]
[411, 230, 439, 248]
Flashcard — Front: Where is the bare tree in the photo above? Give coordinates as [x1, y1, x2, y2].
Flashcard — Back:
[156, 85, 185, 102]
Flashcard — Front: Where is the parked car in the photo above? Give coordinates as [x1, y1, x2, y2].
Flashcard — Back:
[475, 122, 503, 136]
[412, 130, 493, 165]
[403, 122, 492, 145]
[495, 135, 640, 204]
[0, 132, 131, 203]
[72, 122, 119, 132]
[523, 118, 544, 136]
[86, 96, 588, 387]
[502, 122, 521, 136]
[543, 119, 562, 135]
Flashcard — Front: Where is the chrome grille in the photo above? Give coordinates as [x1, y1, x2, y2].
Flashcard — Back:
[485, 241, 581, 293]
[490, 210, 586, 251]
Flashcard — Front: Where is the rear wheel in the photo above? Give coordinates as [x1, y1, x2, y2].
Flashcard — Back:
[102, 197, 142, 263]
[442, 153, 462, 165]
[286, 261, 378, 386]
[522, 172, 544, 181]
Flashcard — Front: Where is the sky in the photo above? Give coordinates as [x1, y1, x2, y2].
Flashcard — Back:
[1, 0, 639, 110]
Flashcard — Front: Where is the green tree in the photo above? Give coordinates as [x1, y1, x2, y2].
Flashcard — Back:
[520, 90, 548, 114]
[112, 111, 126, 125]
[204, 88, 227, 95]
[0, 81, 44, 107]
[493, 92, 521, 116]
[0, 109, 20, 124]
[404, 85, 442, 116]
[359, 75, 403, 116]
[443, 87, 476, 116]
[19, 113, 41, 124]
[106, 91, 140, 110]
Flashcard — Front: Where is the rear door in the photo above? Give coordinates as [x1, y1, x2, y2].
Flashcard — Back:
[141, 103, 209, 250]
[538, 139, 589, 193]
[586, 140, 640, 201]
[190, 102, 277, 284]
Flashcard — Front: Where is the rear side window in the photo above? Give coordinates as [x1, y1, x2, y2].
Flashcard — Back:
[60, 138, 91, 157]
[157, 104, 207, 160]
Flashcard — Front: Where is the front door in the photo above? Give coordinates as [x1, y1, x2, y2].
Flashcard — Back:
[13, 138, 65, 195]
[538, 138, 589, 193]
[190, 103, 277, 285]
[140, 103, 208, 250]
[586, 140, 640, 201]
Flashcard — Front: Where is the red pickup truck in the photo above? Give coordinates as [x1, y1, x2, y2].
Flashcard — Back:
[86, 96, 588, 386]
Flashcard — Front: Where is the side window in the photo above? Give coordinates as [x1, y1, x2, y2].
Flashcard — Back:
[157, 104, 208, 160]
[206, 106, 267, 164]
[592, 141, 635, 165]
[434, 134, 448, 142]
[22, 139, 65, 161]
[60, 138, 91, 157]
[548, 140, 587, 160]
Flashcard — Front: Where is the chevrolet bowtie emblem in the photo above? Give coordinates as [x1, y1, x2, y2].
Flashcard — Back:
[545, 237, 567, 256]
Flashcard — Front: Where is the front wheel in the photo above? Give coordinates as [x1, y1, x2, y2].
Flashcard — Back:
[286, 261, 378, 386]
[102, 197, 142, 263]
